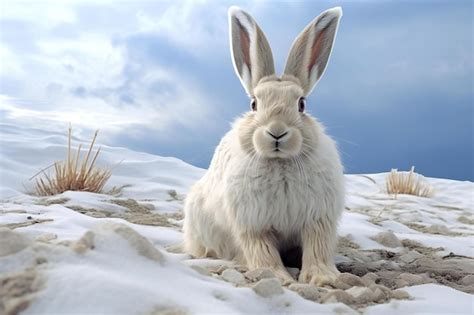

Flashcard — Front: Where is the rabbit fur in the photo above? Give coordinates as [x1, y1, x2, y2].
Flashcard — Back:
[183, 6, 344, 285]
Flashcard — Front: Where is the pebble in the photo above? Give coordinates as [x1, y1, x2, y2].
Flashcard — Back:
[345, 286, 374, 304]
[0, 228, 31, 256]
[395, 279, 409, 288]
[288, 283, 326, 302]
[399, 250, 423, 264]
[380, 260, 401, 271]
[372, 230, 402, 248]
[391, 289, 411, 300]
[397, 273, 425, 286]
[372, 288, 387, 302]
[334, 273, 366, 290]
[321, 289, 355, 305]
[344, 248, 373, 263]
[221, 268, 246, 286]
[36, 233, 57, 242]
[429, 224, 450, 234]
[191, 265, 212, 277]
[234, 265, 249, 273]
[252, 278, 284, 297]
[216, 264, 231, 274]
[461, 274, 474, 286]
[368, 283, 392, 296]
[361, 272, 379, 286]
[286, 268, 300, 280]
[244, 268, 276, 282]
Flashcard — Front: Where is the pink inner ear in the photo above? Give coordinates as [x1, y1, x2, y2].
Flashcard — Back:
[239, 23, 251, 70]
[308, 27, 326, 74]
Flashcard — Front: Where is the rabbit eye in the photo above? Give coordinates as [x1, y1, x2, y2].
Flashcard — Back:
[298, 97, 306, 112]
[250, 98, 257, 111]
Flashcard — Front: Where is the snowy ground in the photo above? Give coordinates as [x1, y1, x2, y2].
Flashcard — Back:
[1, 107, 473, 314]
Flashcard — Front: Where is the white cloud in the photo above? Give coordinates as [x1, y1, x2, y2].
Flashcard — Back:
[0, 0, 220, 140]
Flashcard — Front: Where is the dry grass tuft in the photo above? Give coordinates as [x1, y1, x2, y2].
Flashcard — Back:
[32, 127, 111, 196]
[386, 166, 434, 198]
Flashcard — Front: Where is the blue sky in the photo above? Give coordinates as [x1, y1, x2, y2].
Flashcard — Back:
[0, 0, 472, 180]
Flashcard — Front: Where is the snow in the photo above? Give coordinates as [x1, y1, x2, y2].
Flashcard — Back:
[365, 284, 473, 315]
[1, 100, 473, 314]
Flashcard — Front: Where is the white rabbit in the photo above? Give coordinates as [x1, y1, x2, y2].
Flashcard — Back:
[183, 6, 344, 285]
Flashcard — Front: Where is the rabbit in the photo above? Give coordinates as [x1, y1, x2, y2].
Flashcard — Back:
[183, 6, 344, 286]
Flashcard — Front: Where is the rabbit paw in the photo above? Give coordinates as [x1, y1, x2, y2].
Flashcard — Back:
[272, 268, 296, 286]
[299, 264, 340, 286]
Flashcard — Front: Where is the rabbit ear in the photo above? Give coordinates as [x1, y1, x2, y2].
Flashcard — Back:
[284, 7, 342, 95]
[229, 6, 275, 95]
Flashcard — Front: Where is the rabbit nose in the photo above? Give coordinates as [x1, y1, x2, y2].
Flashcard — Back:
[266, 130, 288, 140]
[266, 122, 288, 139]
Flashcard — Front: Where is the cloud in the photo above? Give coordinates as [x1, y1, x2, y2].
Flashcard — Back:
[0, 0, 472, 179]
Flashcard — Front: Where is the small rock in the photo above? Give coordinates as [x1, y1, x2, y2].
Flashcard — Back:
[221, 268, 246, 286]
[372, 230, 402, 248]
[429, 224, 450, 234]
[334, 273, 366, 289]
[394, 279, 409, 288]
[71, 231, 95, 254]
[361, 272, 379, 286]
[216, 264, 230, 274]
[344, 248, 372, 263]
[391, 289, 411, 300]
[397, 273, 425, 286]
[372, 288, 387, 302]
[191, 265, 212, 277]
[368, 283, 392, 296]
[345, 286, 374, 304]
[461, 274, 474, 286]
[365, 251, 382, 262]
[286, 268, 300, 280]
[399, 250, 423, 264]
[288, 283, 326, 301]
[35, 257, 47, 265]
[377, 270, 399, 281]
[234, 265, 249, 273]
[245, 268, 276, 282]
[36, 233, 57, 242]
[380, 260, 401, 271]
[0, 228, 31, 256]
[414, 257, 436, 268]
[212, 290, 228, 301]
[252, 278, 284, 297]
[321, 289, 355, 305]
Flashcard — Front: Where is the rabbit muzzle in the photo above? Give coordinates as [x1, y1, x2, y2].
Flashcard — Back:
[253, 122, 303, 159]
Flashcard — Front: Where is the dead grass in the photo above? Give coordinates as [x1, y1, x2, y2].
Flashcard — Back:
[386, 167, 434, 198]
[32, 127, 111, 196]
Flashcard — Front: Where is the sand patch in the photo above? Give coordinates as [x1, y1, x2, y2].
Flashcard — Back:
[1, 218, 54, 230]
[457, 215, 474, 225]
[403, 223, 468, 236]
[35, 197, 70, 206]
[0, 268, 43, 315]
[400, 239, 443, 255]
[148, 305, 188, 315]
[67, 198, 182, 228]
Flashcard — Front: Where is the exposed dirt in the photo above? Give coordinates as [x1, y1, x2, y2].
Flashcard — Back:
[403, 222, 468, 237]
[35, 197, 70, 206]
[67, 198, 182, 228]
[335, 239, 474, 295]
[0, 268, 43, 315]
[1, 219, 54, 230]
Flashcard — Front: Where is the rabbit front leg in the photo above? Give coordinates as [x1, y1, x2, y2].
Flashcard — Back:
[239, 231, 295, 285]
[299, 215, 340, 286]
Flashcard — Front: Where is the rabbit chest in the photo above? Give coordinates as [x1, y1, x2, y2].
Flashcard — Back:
[225, 158, 335, 236]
